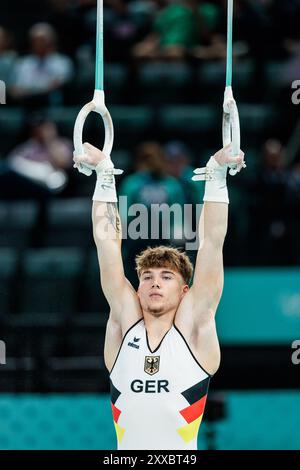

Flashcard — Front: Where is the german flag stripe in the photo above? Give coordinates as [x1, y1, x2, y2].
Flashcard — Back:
[180, 395, 207, 423]
[111, 402, 121, 423]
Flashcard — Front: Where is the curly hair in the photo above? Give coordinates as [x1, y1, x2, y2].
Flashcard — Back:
[135, 245, 193, 285]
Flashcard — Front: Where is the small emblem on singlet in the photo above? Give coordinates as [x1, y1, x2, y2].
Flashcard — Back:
[144, 356, 160, 375]
[128, 337, 141, 349]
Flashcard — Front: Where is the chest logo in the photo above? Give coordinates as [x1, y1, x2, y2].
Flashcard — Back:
[128, 336, 140, 349]
[144, 356, 160, 376]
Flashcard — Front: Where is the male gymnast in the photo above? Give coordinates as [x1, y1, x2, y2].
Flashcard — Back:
[74, 142, 244, 450]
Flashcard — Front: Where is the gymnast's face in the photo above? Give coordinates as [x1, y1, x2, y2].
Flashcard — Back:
[137, 267, 189, 316]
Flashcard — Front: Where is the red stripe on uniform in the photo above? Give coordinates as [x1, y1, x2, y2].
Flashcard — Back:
[180, 395, 207, 423]
[111, 402, 121, 423]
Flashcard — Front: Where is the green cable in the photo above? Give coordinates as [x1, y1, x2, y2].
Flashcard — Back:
[226, 0, 233, 88]
[95, 0, 104, 91]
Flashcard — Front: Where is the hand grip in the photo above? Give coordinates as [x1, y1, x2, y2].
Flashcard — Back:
[222, 86, 241, 176]
[73, 90, 114, 176]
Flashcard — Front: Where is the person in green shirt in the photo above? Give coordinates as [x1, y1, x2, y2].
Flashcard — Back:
[118, 141, 188, 286]
[132, 0, 220, 60]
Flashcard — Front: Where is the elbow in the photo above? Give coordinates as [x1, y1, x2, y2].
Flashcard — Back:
[203, 234, 225, 252]
[209, 225, 227, 248]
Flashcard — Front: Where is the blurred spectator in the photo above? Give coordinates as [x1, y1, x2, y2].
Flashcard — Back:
[75, 0, 155, 63]
[119, 141, 186, 207]
[279, 40, 300, 88]
[0, 27, 17, 87]
[250, 139, 292, 265]
[46, 0, 84, 56]
[104, 0, 155, 61]
[6, 114, 73, 194]
[8, 114, 72, 170]
[164, 140, 203, 205]
[268, 0, 300, 57]
[119, 141, 188, 286]
[132, 0, 221, 60]
[10, 23, 73, 106]
[197, 0, 268, 62]
[164, 140, 203, 261]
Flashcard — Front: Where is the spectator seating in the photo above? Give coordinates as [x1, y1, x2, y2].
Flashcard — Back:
[0, 201, 39, 249]
[18, 248, 84, 315]
[43, 198, 93, 248]
[239, 104, 280, 145]
[158, 105, 219, 148]
[110, 105, 154, 148]
[78, 249, 109, 313]
[197, 60, 255, 102]
[70, 62, 128, 106]
[137, 62, 193, 104]
[0, 108, 25, 155]
[0, 248, 18, 315]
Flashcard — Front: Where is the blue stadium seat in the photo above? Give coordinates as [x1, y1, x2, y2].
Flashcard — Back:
[198, 60, 254, 102]
[0, 248, 18, 315]
[19, 248, 85, 315]
[43, 198, 93, 248]
[0, 201, 38, 249]
[137, 62, 192, 104]
[78, 249, 109, 313]
[47, 103, 81, 138]
[0, 108, 25, 154]
[264, 61, 287, 90]
[110, 105, 154, 148]
[64, 313, 107, 356]
[239, 104, 279, 144]
[158, 105, 218, 147]
[73, 62, 128, 105]
[263, 61, 291, 101]
[105, 63, 128, 104]
[45, 355, 107, 392]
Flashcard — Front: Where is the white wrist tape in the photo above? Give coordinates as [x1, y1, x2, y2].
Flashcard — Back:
[92, 157, 123, 203]
[192, 156, 229, 204]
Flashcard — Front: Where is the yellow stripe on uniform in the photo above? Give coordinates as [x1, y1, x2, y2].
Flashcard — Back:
[177, 415, 203, 443]
[114, 421, 125, 444]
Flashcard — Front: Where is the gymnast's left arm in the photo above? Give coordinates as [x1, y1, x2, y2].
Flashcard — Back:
[189, 145, 245, 323]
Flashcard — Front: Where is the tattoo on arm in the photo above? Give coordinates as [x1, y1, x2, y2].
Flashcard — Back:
[106, 203, 121, 234]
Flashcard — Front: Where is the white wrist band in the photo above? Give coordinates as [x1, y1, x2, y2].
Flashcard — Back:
[92, 157, 123, 203]
[192, 156, 229, 204]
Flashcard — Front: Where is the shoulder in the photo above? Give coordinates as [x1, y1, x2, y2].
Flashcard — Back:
[176, 287, 219, 330]
[174, 313, 221, 376]
[110, 281, 143, 335]
[104, 316, 143, 372]
[175, 293, 221, 376]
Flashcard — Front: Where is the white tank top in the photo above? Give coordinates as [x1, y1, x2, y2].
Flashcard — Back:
[109, 318, 211, 450]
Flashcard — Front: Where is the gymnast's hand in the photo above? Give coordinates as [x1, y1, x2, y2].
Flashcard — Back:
[73, 142, 107, 170]
[213, 144, 245, 173]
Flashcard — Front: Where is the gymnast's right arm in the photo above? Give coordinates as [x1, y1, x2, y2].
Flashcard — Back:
[74, 143, 141, 332]
[92, 199, 127, 314]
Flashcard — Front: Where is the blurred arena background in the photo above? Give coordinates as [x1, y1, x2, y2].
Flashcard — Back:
[0, 0, 300, 450]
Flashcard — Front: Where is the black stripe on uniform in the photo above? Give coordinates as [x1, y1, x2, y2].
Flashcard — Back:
[181, 377, 210, 405]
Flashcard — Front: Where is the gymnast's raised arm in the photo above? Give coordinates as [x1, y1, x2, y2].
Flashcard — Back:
[74, 143, 142, 335]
